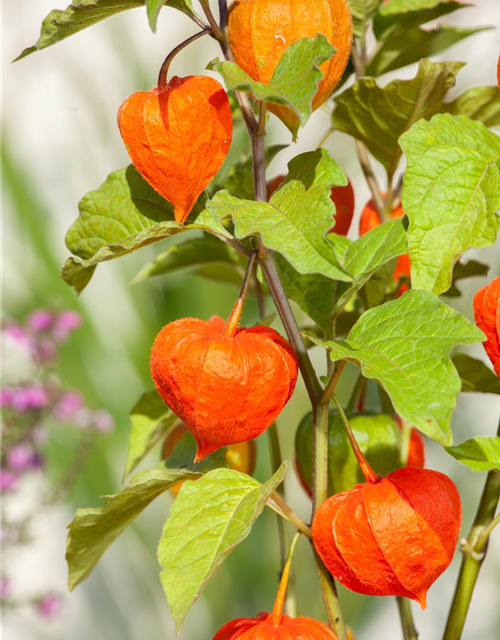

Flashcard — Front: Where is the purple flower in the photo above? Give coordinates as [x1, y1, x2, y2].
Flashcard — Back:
[0, 470, 17, 492]
[0, 577, 10, 600]
[11, 386, 49, 412]
[7, 443, 37, 472]
[37, 593, 63, 619]
[1, 388, 13, 407]
[3, 323, 29, 344]
[36, 337, 58, 364]
[53, 311, 82, 342]
[92, 410, 114, 433]
[28, 310, 54, 332]
[53, 391, 84, 422]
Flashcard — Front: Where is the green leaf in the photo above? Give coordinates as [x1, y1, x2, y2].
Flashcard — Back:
[296, 411, 401, 495]
[445, 260, 490, 298]
[445, 437, 500, 472]
[61, 166, 231, 294]
[275, 255, 337, 333]
[440, 86, 500, 129]
[308, 290, 484, 445]
[374, 0, 467, 40]
[348, 0, 383, 38]
[207, 150, 351, 282]
[66, 464, 201, 591]
[146, 0, 195, 32]
[333, 218, 407, 313]
[132, 234, 242, 283]
[400, 114, 500, 295]
[452, 353, 500, 396]
[124, 391, 178, 480]
[366, 25, 485, 77]
[158, 464, 287, 632]
[164, 429, 229, 474]
[333, 59, 463, 175]
[210, 35, 335, 135]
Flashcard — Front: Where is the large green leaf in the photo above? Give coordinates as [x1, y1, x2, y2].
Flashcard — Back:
[374, 0, 467, 40]
[367, 25, 484, 77]
[123, 391, 178, 480]
[207, 150, 351, 282]
[333, 59, 463, 175]
[348, 0, 383, 38]
[158, 464, 287, 632]
[440, 86, 500, 129]
[445, 437, 500, 472]
[210, 36, 335, 137]
[308, 290, 484, 445]
[453, 353, 500, 396]
[400, 114, 500, 295]
[61, 166, 232, 293]
[66, 464, 200, 591]
[15, 0, 197, 60]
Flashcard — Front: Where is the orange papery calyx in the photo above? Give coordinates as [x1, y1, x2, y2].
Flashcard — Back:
[228, 0, 353, 136]
[117, 32, 232, 224]
[213, 533, 339, 639]
[267, 174, 355, 236]
[151, 254, 299, 461]
[473, 277, 500, 376]
[312, 465, 461, 607]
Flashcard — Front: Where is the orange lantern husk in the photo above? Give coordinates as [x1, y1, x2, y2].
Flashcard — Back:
[213, 534, 339, 639]
[359, 195, 410, 295]
[312, 467, 461, 608]
[267, 174, 355, 236]
[118, 75, 232, 223]
[473, 277, 500, 377]
[151, 296, 298, 461]
[228, 0, 353, 137]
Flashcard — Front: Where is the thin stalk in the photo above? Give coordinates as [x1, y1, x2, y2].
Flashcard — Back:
[314, 553, 349, 640]
[271, 532, 301, 625]
[354, 139, 385, 217]
[331, 394, 378, 484]
[320, 361, 346, 405]
[268, 423, 287, 572]
[270, 492, 312, 539]
[397, 597, 419, 640]
[218, 0, 228, 30]
[442, 418, 500, 640]
[346, 374, 366, 414]
[198, 0, 225, 41]
[313, 402, 330, 513]
[225, 251, 257, 337]
[158, 28, 211, 90]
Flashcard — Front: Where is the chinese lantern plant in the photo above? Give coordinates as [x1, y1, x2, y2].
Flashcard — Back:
[18, 1, 500, 640]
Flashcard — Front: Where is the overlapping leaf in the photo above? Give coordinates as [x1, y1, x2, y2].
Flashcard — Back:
[347, 0, 383, 38]
[400, 114, 500, 295]
[308, 290, 484, 445]
[440, 86, 500, 129]
[452, 353, 500, 395]
[15, 0, 197, 60]
[367, 25, 484, 77]
[333, 59, 463, 175]
[158, 465, 287, 632]
[66, 464, 201, 591]
[207, 150, 351, 282]
[123, 391, 178, 480]
[445, 260, 489, 298]
[61, 166, 232, 293]
[374, 0, 467, 40]
[210, 36, 335, 131]
[446, 437, 500, 472]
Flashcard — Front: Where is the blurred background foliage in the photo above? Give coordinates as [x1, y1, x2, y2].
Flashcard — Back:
[2, 1, 500, 639]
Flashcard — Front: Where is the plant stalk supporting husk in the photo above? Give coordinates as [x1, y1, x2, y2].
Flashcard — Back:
[157, 28, 211, 90]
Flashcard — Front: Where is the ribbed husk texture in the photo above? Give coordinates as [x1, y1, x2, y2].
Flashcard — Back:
[473, 277, 500, 376]
[228, 0, 353, 136]
[118, 75, 232, 223]
[312, 468, 461, 608]
[151, 316, 298, 460]
[213, 612, 339, 639]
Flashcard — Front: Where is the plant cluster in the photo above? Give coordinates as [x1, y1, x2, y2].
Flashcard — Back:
[16, 1, 500, 639]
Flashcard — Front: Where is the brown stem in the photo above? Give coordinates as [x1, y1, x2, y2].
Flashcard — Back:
[157, 28, 212, 90]
[198, 0, 225, 41]
[320, 361, 346, 405]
